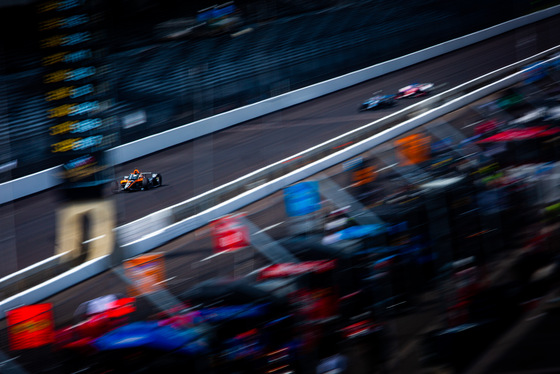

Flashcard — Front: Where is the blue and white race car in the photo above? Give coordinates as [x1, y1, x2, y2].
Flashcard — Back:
[359, 94, 396, 111]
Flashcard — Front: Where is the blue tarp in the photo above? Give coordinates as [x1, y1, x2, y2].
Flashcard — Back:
[336, 224, 386, 240]
[93, 321, 208, 355]
[195, 303, 269, 323]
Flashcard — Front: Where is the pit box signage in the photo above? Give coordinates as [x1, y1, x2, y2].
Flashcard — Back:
[124, 253, 166, 297]
[394, 134, 431, 166]
[211, 213, 250, 253]
[283, 181, 321, 217]
[6, 304, 55, 350]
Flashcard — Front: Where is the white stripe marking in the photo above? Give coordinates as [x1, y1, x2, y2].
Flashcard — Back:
[378, 162, 399, 172]
[254, 222, 284, 235]
[200, 251, 228, 262]
[154, 276, 176, 286]
[82, 235, 106, 245]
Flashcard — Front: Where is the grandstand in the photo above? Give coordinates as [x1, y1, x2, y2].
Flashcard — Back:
[0, 0, 552, 178]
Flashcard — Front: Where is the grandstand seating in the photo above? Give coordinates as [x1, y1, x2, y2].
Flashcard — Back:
[0, 0, 510, 178]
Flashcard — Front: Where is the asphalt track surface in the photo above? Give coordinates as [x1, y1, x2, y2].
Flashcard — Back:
[1, 14, 559, 279]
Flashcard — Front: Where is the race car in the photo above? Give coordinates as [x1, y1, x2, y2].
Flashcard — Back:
[359, 94, 396, 111]
[118, 169, 162, 191]
[395, 83, 434, 99]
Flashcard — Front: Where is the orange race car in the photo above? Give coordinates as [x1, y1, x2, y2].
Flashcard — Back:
[118, 169, 162, 191]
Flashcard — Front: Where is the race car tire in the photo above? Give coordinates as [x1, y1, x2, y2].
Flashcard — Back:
[154, 174, 162, 187]
[142, 177, 149, 190]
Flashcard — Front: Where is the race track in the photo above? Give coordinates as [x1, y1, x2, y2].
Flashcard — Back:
[0, 14, 558, 276]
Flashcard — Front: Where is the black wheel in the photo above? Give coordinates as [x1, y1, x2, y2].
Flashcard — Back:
[154, 173, 162, 187]
[142, 176, 149, 190]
